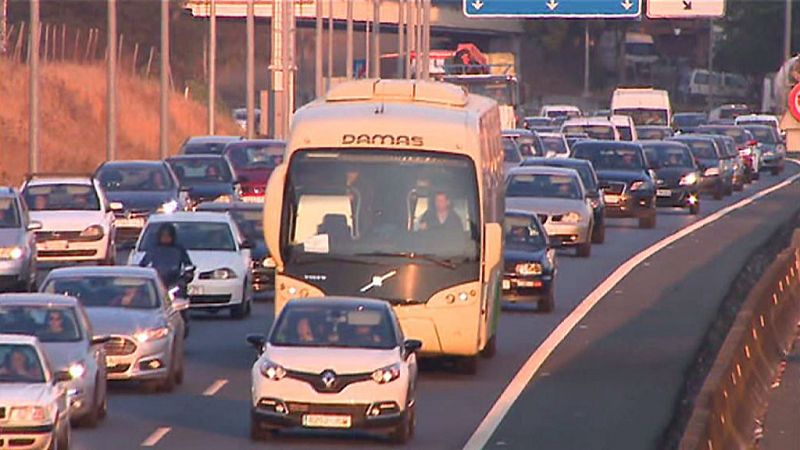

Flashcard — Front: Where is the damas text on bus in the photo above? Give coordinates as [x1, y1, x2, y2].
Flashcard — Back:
[342, 134, 424, 147]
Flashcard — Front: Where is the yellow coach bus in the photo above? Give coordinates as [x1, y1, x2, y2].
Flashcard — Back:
[263, 79, 504, 372]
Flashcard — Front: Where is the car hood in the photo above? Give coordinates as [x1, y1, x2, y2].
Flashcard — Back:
[595, 169, 648, 183]
[654, 167, 694, 184]
[29, 211, 107, 231]
[506, 197, 588, 215]
[105, 191, 176, 211]
[40, 342, 87, 371]
[504, 248, 547, 263]
[0, 228, 25, 247]
[0, 383, 53, 406]
[186, 250, 245, 272]
[265, 345, 399, 374]
[85, 308, 163, 336]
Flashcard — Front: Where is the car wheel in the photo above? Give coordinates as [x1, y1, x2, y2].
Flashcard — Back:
[390, 404, 415, 444]
[57, 417, 71, 450]
[576, 242, 591, 258]
[591, 223, 605, 244]
[689, 202, 700, 216]
[250, 415, 273, 441]
[733, 180, 743, 192]
[102, 245, 117, 266]
[175, 349, 185, 385]
[458, 355, 478, 375]
[639, 212, 656, 229]
[98, 389, 108, 420]
[752, 171, 760, 181]
[156, 350, 177, 393]
[480, 334, 497, 359]
[538, 290, 555, 313]
[231, 281, 251, 319]
[713, 187, 723, 200]
[78, 381, 101, 428]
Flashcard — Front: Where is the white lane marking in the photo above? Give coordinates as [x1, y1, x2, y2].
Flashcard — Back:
[202, 378, 228, 396]
[464, 163, 800, 450]
[141, 427, 171, 447]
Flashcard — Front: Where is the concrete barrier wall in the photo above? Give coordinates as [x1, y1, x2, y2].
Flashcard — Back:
[680, 231, 800, 450]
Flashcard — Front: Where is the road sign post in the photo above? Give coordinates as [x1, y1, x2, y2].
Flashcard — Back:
[647, 0, 725, 18]
[464, 0, 641, 18]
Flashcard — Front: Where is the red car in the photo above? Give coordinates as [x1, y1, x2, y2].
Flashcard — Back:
[224, 140, 286, 202]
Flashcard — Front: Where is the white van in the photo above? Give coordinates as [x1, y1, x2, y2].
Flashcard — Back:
[611, 88, 672, 127]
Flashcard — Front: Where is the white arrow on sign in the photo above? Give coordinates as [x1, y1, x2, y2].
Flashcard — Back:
[647, 0, 725, 18]
[546, 0, 559, 11]
[621, 0, 634, 10]
[472, 0, 484, 10]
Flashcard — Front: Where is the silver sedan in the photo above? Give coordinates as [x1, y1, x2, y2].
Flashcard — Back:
[40, 266, 188, 392]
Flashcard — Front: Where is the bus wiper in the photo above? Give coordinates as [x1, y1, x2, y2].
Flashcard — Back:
[355, 252, 457, 270]
[293, 254, 376, 266]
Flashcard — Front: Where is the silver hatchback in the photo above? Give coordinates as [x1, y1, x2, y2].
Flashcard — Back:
[0, 187, 39, 292]
[41, 266, 188, 392]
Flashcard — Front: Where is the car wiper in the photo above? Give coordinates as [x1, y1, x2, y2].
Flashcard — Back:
[355, 251, 458, 270]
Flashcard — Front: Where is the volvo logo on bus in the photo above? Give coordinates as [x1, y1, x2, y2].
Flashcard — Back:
[342, 134, 424, 147]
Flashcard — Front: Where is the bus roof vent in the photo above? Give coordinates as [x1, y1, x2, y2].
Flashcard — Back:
[326, 79, 468, 107]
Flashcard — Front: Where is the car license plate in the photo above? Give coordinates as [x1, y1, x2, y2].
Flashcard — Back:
[242, 195, 264, 203]
[302, 414, 351, 429]
[656, 189, 672, 197]
[502, 279, 511, 290]
[604, 194, 620, 204]
[187, 285, 203, 296]
[116, 217, 145, 228]
[42, 240, 68, 250]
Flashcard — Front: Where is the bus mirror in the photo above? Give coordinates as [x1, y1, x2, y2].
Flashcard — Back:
[483, 223, 503, 280]
[263, 163, 287, 271]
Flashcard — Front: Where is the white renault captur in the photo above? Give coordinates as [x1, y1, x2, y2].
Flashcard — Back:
[0, 334, 72, 450]
[247, 298, 421, 443]
[21, 174, 119, 265]
[129, 212, 253, 319]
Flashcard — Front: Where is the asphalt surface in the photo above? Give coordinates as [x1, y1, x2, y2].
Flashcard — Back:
[759, 333, 800, 450]
[59, 165, 800, 450]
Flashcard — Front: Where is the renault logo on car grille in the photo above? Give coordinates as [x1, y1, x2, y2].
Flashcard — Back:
[320, 370, 336, 389]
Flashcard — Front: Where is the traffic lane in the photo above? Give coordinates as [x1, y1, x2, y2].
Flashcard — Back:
[759, 334, 800, 450]
[68, 169, 798, 449]
[486, 174, 800, 448]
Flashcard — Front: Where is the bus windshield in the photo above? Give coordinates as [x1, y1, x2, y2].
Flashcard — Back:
[284, 150, 480, 264]
[613, 108, 668, 126]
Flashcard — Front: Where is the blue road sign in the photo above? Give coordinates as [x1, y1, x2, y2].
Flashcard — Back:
[464, 0, 642, 18]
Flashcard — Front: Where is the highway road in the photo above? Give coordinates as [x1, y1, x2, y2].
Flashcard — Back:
[64, 165, 800, 450]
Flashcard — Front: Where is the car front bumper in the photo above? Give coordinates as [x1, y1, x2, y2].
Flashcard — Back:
[502, 274, 554, 303]
[187, 278, 243, 309]
[543, 221, 591, 246]
[104, 336, 172, 381]
[0, 258, 31, 291]
[0, 424, 54, 450]
[35, 236, 110, 263]
[655, 185, 699, 208]
[603, 192, 655, 218]
[761, 153, 785, 169]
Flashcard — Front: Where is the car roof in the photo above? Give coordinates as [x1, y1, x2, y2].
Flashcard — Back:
[522, 157, 590, 168]
[639, 140, 689, 149]
[536, 132, 564, 138]
[185, 135, 242, 144]
[147, 211, 232, 223]
[637, 125, 670, 129]
[670, 134, 718, 142]
[543, 104, 580, 111]
[98, 160, 166, 168]
[502, 129, 533, 136]
[196, 201, 262, 212]
[0, 293, 79, 307]
[562, 118, 614, 126]
[507, 165, 580, 177]
[25, 176, 93, 186]
[167, 154, 227, 161]
[0, 333, 41, 346]
[225, 139, 285, 148]
[45, 265, 160, 279]
[285, 297, 392, 311]
[571, 140, 642, 149]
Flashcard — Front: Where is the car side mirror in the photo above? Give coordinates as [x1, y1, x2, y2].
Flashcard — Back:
[27, 221, 43, 231]
[181, 265, 196, 282]
[246, 334, 268, 354]
[403, 339, 422, 357]
[90, 335, 112, 346]
[109, 201, 124, 212]
[240, 239, 254, 249]
[53, 370, 72, 383]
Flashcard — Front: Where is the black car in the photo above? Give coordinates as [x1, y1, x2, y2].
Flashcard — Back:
[571, 140, 657, 229]
[94, 160, 184, 246]
[180, 135, 243, 155]
[503, 129, 544, 157]
[196, 201, 274, 298]
[637, 126, 674, 141]
[502, 210, 557, 312]
[640, 141, 701, 215]
[672, 112, 707, 133]
[741, 124, 786, 175]
[522, 117, 556, 133]
[668, 135, 734, 200]
[696, 124, 756, 183]
[521, 157, 606, 243]
[166, 154, 239, 207]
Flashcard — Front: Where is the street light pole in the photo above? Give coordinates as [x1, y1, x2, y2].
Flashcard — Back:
[246, 0, 255, 139]
[583, 21, 590, 98]
[29, 0, 40, 172]
[784, 0, 793, 62]
[421, 0, 430, 80]
[346, 0, 353, 79]
[208, 0, 216, 134]
[160, 0, 169, 158]
[327, 0, 333, 88]
[397, 0, 405, 79]
[1, 0, 8, 56]
[315, 0, 323, 97]
[371, 0, 380, 78]
[107, 0, 117, 161]
[706, 19, 715, 113]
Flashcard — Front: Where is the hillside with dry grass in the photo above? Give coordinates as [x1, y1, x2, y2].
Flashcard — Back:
[0, 60, 238, 185]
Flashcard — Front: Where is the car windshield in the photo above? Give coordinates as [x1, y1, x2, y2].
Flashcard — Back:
[24, 184, 100, 211]
[182, 141, 233, 155]
[562, 125, 616, 140]
[139, 221, 236, 251]
[168, 158, 234, 185]
[613, 108, 668, 126]
[525, 118, 552, 128]
[0, 344, 45, 383]
[0, 306, 82, 343]
[226, 143, 285, 171]
[229, 209, 264, 242]
[543, 163, 596, 191]
[719, 107, 748, 120]
[675, 139, 718, 159]
[503, 139, 522, 163]
[643, 144, 694, 168]
[507, 173, 581, 200]
[0, 198, 20, 228]
[284, 149, 480, 263]
[505, 214, 546, 250]
[43, 276, 160, 309]
[572, 145, 645, 171]
[97, 165, 174, 192]
[270, 303, 397, 350]
[673, 114, 706, 128]
[545, 110, 580, 119]
[541, 136, 568, 156]
[744, 127, 778, 144]
[638, 127, 671, 140]
[698, 127, 749, 145]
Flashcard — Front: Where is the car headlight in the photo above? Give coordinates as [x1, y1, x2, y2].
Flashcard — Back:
[199, 268, 238, 280]
[9, 406, 50, 422]
[67, 361, 86, 379]
[679, 173, 698, 186]
[134, 326, 170, 343]
[262, 257, 276, 269]
[215, 194, 233, 203]
[371, 363, 401, 384]
[629, 181, 648, 191]
[515, 262, 543, 276]
[158, 200, 179, 214]
[704, 167, 720, 176]
[259, 359, 287, 380]
[80, 224, 105, 240]
[589, 197, 601, 209]
[561, 211, 582, 223]
[0, 246, 25, 260]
